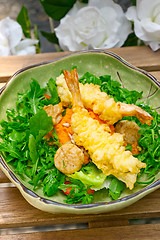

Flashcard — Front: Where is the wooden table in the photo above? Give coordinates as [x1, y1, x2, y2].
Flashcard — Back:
[0, 46, 160, 239]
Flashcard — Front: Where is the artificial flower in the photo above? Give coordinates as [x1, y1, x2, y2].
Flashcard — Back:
[0, 17, 38, 56]
[126, 0, 160, 51]
[55, 0, 132, 51]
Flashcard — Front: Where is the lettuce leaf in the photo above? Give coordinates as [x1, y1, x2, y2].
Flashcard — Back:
[69, 163, 106, 188]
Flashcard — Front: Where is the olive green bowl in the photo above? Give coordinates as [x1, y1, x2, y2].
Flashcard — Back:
[0, 50, 160, 214]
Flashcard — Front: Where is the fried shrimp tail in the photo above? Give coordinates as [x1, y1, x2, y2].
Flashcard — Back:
[56, 74, 153, 125]
[63, 69, 83, 109]
[119, 102, 153, 125]
[63, 69, 146, 190]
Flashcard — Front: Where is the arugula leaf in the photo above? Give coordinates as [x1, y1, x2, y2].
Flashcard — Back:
[137, 110, 160, 177]
[29, 109, 53, 142]
[16, 79, 45, 117]
[108, 177, 124, 200]
[42, 78, 60, 106]
[29, 134, 38, 163]
[100, 75, 143, 104]
[79, 72, 102, 85]
[0, 142, 22, 159]
[43, 168, 64, 197]
[59, 179, 94, 204]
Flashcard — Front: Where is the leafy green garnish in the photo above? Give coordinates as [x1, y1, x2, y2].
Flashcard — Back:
[108, 176, 125, 200]
[0, 78, 64, 196]
[59, 179, 94, 204]
[79, 72, 102, 85]
[137, 108, 160, 177]
[43, 168, 65, 197]
[42, 77, 60, 106]
[69, 163, 106, 188]
[29, 109, 53, 142]
[16, 79, 45, 117]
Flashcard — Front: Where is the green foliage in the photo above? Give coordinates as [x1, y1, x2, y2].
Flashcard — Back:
[29, 109, 53, 142]
[41, 31, 59, 45]
[40, 0, 76, 21]
[123, 32, 143, 47]
[42, 78, 61, 106]
[59, 179, 94, 204]
[131, 0, 136, 6]
[17, 5, 40, 53]
[16, 79, 45, 116]
[108, 176, 125, 200]
[17, 5, 31, 38]
[43, 168, 65, 196]
[34, 24, 41, 53]
[69, 163, 106, 188]
[0, 78, 62, 196]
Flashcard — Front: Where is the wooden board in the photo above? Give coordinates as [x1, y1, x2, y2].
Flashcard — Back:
[0, 46, 160, 83]
[0, 186, 159, 229]
[1, 223, 160, 240]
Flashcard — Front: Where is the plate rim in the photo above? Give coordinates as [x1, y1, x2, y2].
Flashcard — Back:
[0, 49, 160, 210]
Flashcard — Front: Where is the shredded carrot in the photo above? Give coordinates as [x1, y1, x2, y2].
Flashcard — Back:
[54, 108, 73, 145]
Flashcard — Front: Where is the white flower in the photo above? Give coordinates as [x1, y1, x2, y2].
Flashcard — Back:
[55, 0, 132, 51]
[126, 0, 160, 51]
[0, 17, 38, 56]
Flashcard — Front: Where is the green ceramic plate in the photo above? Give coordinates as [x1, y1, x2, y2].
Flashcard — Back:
[0, 50, 160, 214]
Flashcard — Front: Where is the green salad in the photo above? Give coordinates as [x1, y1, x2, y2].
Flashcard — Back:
[0, 70, 160, 204]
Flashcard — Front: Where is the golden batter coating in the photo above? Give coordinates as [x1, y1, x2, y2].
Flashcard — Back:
[63, 69, 147, 190]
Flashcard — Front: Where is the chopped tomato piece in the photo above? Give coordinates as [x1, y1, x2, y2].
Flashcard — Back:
[44, 94, 51, 99]
[87, 189, 95, 195]
[62, 181, 95, 197]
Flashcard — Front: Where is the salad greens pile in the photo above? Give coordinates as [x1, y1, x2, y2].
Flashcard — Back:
[0, 70, 160, 205]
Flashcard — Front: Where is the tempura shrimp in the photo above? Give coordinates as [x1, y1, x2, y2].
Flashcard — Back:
[63, 69, 146, 190]
[54, 143, 84, 174]
[56, 74, 153, 125]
